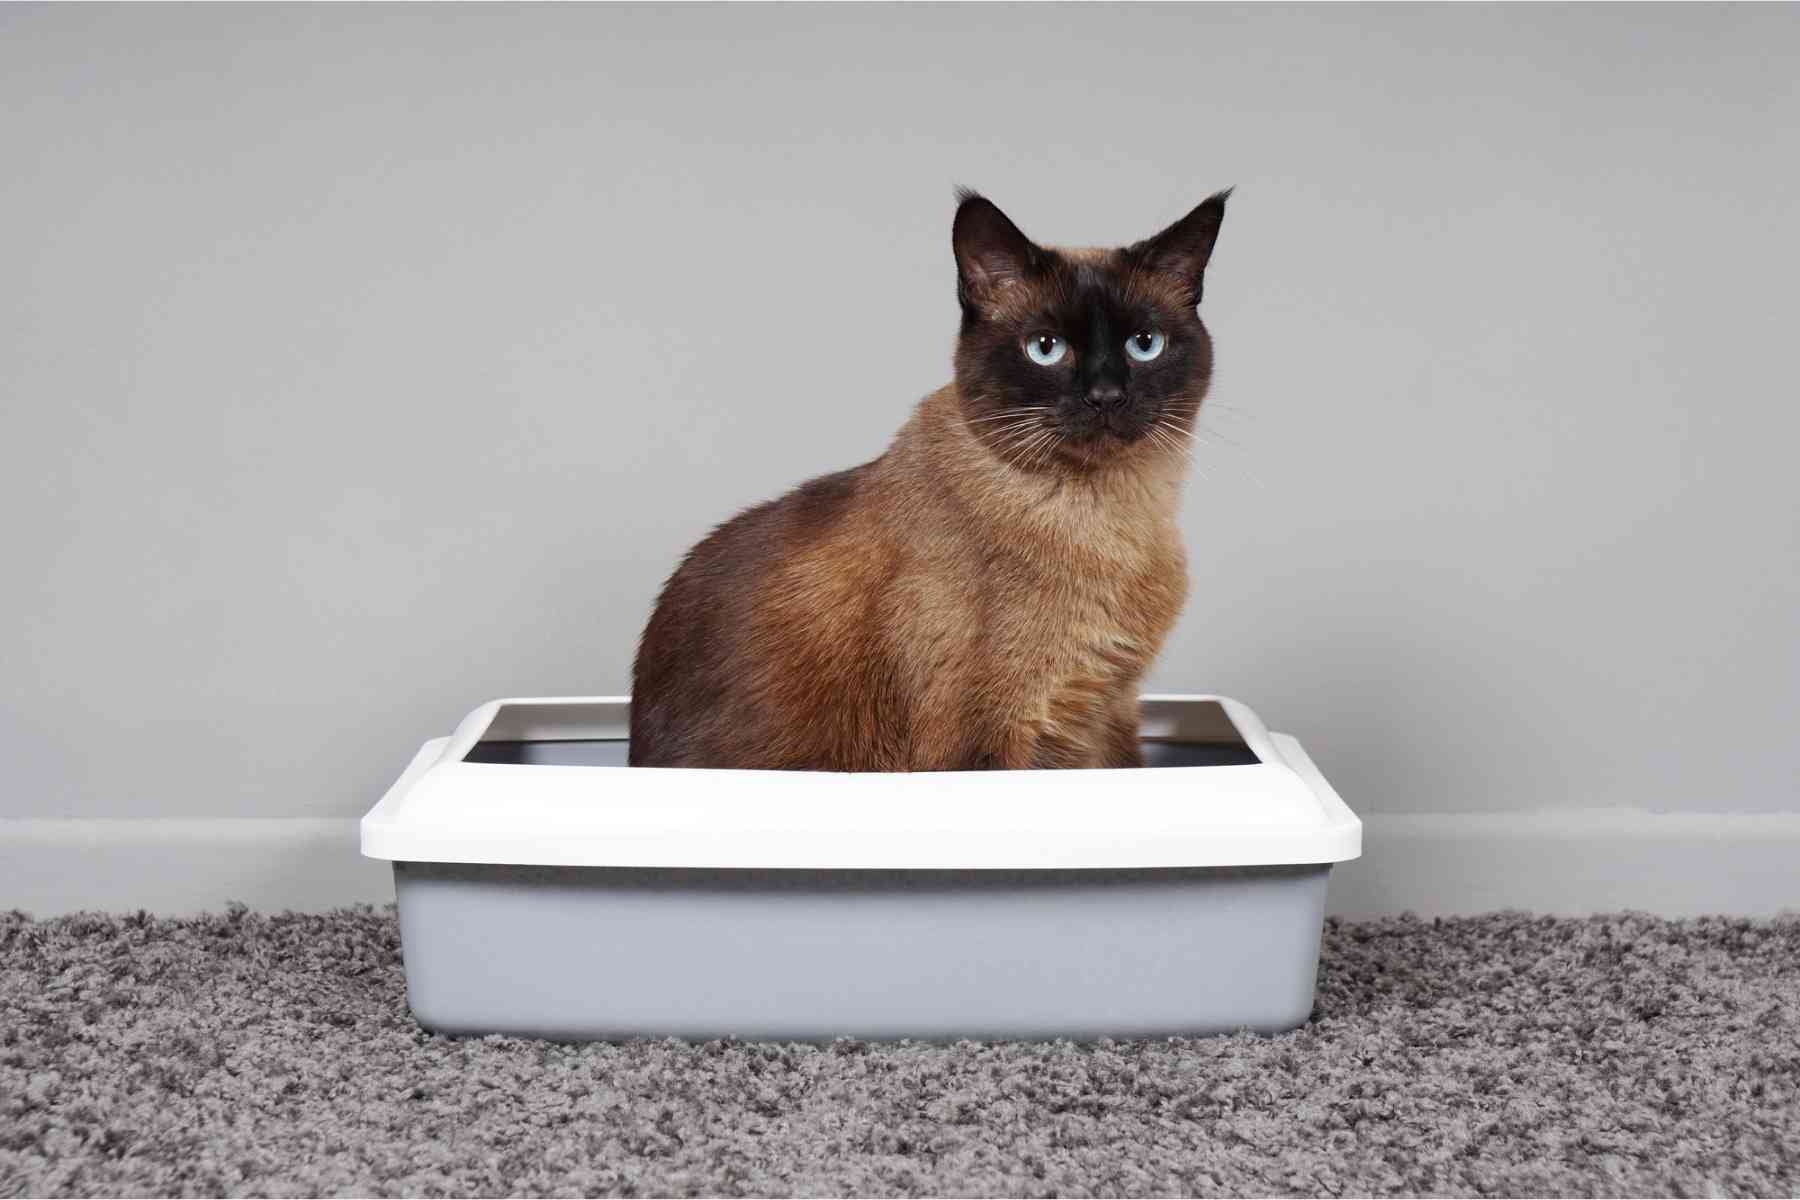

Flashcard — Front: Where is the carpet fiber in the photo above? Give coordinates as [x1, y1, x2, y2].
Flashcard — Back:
[2, 908, 1796, 1198]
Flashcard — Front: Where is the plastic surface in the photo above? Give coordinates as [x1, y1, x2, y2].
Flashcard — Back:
[394, 860, 1333, 1042]
[370, 695, 1358, 1040]
[360, 696, 1362, 870]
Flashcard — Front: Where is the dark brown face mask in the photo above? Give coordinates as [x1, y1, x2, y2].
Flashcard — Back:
[950, 189, 1229, 471]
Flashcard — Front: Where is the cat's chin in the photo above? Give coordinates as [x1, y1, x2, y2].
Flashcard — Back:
[1068, 426, 1143, 444]
[1058, 409, 1163, 448]
[1040, 427, 1156, 470]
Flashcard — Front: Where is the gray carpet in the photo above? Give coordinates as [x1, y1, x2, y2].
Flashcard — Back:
[2, 908, 1796, 1198]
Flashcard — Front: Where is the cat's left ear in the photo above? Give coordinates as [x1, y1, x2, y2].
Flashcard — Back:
[1133, 189, 1231, 307]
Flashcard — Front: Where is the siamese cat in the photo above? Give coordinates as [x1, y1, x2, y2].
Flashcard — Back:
[631, 189, 1229, 770]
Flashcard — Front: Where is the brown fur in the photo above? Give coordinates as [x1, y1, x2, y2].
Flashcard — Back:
[630, 192, 1228, 770]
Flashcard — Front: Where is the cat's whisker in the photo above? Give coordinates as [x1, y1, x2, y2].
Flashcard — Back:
[972, 410, 1044, 429]
[1166, 413, 1257, 465]
[974, 417, 1036, 434]
[965, 410, 1052, 460]
[1028, 429, 1062, 468]
[994, 427, 1052, 472]
[972, 406, 1051, 420]
[1186, 423, 1259, 471]
[1184, 429, 1266, 491]
[967, 406, 1053, 424]
[1147, 423, 1189, 459]
[1156, 415, 1192, 439]
[1020, 427, 1058, 460]
[1192, 422, 1248, 452]
[997, 420, 1053, 442]
[986, 428, 1047, 462]
[1011, 428, 1060, 473]
[977, 414, 1053, 444]
[992, 421, 1051, 453]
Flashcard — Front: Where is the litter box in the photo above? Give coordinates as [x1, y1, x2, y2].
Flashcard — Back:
[360, 694, 1360, 1042]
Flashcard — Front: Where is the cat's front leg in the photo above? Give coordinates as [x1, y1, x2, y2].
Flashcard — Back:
[1098, 689, 1145, 769]
[953, 721, 1043, 770]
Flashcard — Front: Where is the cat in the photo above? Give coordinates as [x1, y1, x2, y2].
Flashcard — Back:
[629, 188, 1229, 770]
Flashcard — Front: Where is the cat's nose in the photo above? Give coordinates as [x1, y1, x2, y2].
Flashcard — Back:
[1083, 384, 1127, 411]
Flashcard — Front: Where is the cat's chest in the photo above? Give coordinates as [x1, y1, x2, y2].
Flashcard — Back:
[991, 540, 1185, 677]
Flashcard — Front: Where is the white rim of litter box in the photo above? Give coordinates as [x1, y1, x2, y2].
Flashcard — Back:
[359, 694, 1361, 871]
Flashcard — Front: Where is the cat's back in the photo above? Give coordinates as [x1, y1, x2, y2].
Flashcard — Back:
[628, 460, 890, 766]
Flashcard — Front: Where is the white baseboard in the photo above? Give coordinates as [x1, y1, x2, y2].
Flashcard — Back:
[2, 810, 1797, 918]
[1334, 809, 1800, 918]
[0, 819, 395, 917]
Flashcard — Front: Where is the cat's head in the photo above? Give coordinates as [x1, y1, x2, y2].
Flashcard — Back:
[950, 189, 1228, 472]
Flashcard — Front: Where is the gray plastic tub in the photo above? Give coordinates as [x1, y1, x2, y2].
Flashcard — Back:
[362, 695, 1360, 1042]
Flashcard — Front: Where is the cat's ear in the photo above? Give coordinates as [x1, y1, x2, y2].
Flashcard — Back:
[953, 189, 1041, 312]
[1133, 188, 1231, 307]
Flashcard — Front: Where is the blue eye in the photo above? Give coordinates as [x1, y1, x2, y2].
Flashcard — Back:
[1125, 330, 1165, 362]
[1024, 334, 1067, 366]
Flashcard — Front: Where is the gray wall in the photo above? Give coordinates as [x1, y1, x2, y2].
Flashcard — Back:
[3, 4, 1796, 822]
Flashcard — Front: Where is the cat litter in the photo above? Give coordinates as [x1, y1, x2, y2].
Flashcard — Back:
[360, 694, 1361, 1041]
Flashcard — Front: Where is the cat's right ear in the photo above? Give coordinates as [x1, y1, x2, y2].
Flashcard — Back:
[953, 189, 1040, 314]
